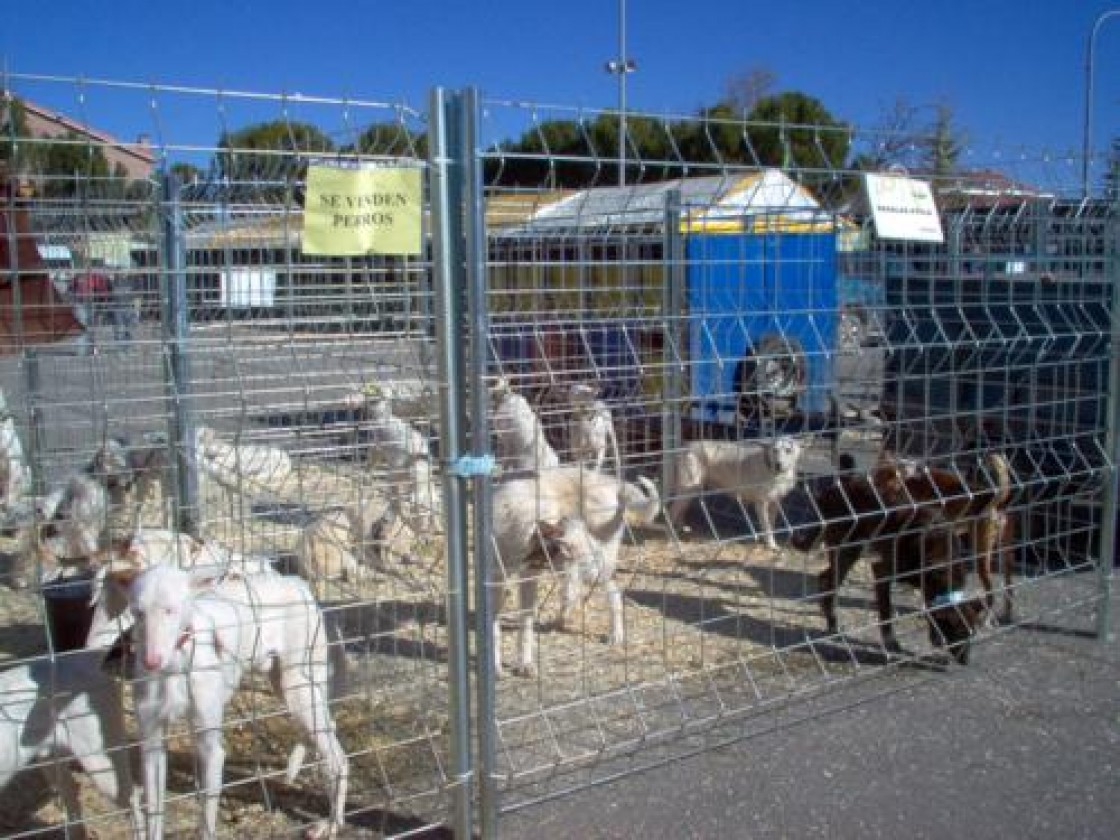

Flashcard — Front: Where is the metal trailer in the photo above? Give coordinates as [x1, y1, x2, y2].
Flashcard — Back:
[489, 170, 853, 453]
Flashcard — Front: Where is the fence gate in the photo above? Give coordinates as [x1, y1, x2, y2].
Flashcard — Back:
[0, 74, 1116, 839]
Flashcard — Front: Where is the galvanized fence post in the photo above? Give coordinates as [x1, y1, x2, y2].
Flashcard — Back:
[1097, 205, 1120, 642]
[461, 85, 500, 840]
[662, 189, 684, 497]
[159, 171, 199, 534]
[428, 86, 476, 840]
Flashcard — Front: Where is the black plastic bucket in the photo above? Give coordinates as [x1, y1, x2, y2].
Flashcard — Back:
[42, 575, 95, 652]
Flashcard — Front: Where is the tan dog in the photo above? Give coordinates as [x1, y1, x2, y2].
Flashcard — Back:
[668, 436, 802, 550]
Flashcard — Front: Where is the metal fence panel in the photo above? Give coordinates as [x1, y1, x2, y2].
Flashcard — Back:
[2, 74, 459, 839]
[0, 73, 1115, 839]
[475, 98, 1117, 816]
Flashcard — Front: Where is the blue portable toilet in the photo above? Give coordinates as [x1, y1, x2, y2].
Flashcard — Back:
[488, 170, 842, 429]
[680, 170, 840, 424]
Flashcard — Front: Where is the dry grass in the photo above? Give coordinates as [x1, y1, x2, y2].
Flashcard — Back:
[0, 460, 939, 838]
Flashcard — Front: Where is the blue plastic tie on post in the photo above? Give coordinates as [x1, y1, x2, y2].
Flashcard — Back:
[450, 454, 496, 478]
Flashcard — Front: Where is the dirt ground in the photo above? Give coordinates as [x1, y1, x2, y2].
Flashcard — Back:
[0, 456, 931, 839]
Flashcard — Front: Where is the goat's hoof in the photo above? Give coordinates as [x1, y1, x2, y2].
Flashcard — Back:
[511, 662, 537, 678]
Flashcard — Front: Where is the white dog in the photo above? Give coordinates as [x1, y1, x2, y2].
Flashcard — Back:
[126, 565, 348, 840]
[193, 425, 293, 497]
[0, 650, 143, 839]
[567, 383, 621, 473]
[294, 495, 391, 598]
[668, 436, 802, 551]
[85, 529, 274, 649]
[490, 466, 660, 675]
[0, 404, 32, 516]
[10, 438, 170, 588]
[88, 436, 171, 528]
[344, 387, 435, 529]
[490, 378, 559, 474]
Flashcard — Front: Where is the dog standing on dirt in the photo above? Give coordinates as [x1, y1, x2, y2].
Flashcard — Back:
[125, 564, 348, 840]
[0, 650, 143, 839]
[668, 436, 802, 551]
[490, 378, 560, 474]
[344, 386, 436, 531]
[567, 382, 621, 474]
[793, 460, 987, 664]
[0, 402, 33, 520]
[490, 466, 660, 675]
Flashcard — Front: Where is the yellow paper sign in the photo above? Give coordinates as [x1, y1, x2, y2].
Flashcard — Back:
[302, 166, 422, 256]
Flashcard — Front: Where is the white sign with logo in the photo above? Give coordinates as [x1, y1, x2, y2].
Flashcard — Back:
[864, 173, 944, 243]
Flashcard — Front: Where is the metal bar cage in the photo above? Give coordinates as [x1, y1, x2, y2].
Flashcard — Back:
[0, 74, 1115, 838]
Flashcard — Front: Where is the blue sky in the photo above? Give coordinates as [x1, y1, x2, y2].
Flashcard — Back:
[3, 1, 1119, 185]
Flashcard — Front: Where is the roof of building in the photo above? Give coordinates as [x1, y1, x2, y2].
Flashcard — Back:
[502, 169, 835, 235]
[7, 93, 156, 168]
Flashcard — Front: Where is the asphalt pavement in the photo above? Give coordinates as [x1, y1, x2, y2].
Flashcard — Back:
[501, 584, 1120, 840]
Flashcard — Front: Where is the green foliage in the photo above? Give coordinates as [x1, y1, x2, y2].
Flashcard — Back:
[743, 93, 850, 170]
[488, 90, 850, 188]
[925, 102, 964, 179]
[216, 120, 335, 185]
[169, 162, 203, 185]
[28, 131, 112, 197]
[0, 96, 32, 170]
[345, 121, 427, 159]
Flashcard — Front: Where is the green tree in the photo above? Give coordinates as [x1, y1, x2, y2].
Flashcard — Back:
[925, 101, 964, 180]
[215, 120, 335, 186]
[32, 131, 112, 198]
[743, 92, 850, 170]
[488, 88, 850, 187]
[346, 120, 427, 159]
[169, 161, 203, 185]
[0, 95, 32, 172]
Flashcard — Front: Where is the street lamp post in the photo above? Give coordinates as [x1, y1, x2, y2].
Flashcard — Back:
[605, 0, 636, 186]
[1081, 8, 1120, 197]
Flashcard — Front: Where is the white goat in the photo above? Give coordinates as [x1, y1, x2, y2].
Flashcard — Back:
[126, 564, 348, 840]
[490, 378, 559, 474]
[490, 466, 660, 675]
[0, 650, 143, 839]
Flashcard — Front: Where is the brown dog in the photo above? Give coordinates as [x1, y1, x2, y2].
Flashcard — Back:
[884, 452, 1015, 624]
[794, 462, 986, 664]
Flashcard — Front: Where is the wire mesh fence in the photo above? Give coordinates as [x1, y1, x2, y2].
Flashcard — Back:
[0, 73, 1115, 838]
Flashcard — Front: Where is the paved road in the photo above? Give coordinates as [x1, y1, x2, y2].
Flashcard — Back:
[502, 587, 1120, 840]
